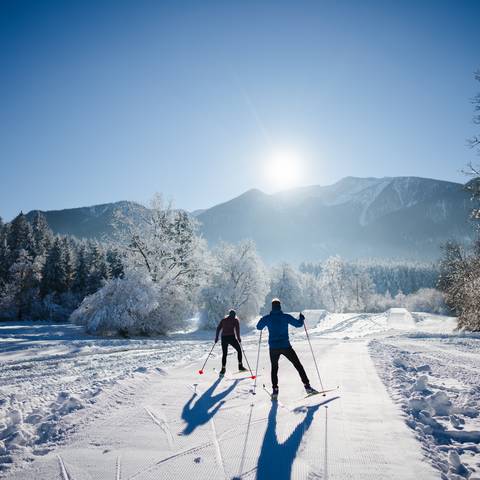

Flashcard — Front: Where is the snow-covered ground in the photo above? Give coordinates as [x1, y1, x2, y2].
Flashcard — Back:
[1, 311, 478, 479]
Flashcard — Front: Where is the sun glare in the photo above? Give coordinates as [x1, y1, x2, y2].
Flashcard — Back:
[264, 149, 303, 190]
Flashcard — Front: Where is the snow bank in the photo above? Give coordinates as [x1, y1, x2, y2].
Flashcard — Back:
[370, 337, 480, 479]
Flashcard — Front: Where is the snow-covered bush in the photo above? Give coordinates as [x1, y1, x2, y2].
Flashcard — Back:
[71, 271, 191, 335]
[71, 196, 208, 336]
[403, 288, 446, 314]
[366, 288, 446, 314]
[199, 240, 268, 328]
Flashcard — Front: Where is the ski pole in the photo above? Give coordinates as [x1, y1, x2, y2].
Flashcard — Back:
[239, 340, 256, 379]
[198, 342, 216, 375]
[252, 330, 262, 394]
[303, 319, 325, 393]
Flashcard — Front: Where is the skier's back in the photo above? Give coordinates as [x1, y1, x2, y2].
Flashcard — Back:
[257, 298, 315, 398]
[215, 310, 246, 375]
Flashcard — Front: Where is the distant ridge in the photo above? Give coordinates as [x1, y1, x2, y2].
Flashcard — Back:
[25, 176, 474, 261]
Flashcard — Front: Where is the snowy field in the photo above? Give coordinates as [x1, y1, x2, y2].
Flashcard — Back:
[1, 311, 479, 479]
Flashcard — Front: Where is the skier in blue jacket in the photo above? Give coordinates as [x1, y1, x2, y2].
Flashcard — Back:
[257, 298, 316, 398]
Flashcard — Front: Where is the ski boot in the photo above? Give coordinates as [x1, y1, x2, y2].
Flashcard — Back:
[219, 367, 226, 377]
[238, 363, 248, 372]
[271, 386, 279, 400]
[305, 384, 319, 396]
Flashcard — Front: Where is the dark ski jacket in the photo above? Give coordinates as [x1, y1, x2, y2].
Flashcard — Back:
[256, 309, 304, 349]
[215, 316, 241, 342]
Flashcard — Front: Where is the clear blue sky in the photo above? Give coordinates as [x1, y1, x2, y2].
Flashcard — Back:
[1, 0, 479, 220]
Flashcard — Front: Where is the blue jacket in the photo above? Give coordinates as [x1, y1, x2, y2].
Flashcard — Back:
[256, 309, 304, 349]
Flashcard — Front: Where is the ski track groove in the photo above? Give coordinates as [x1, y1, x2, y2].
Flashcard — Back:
[125, 412, 273, 480]
[210, 417, 227, 479]
[116, 455, 121, 480]
[143, 406, 174, 447]
[57, 455, 71, 480]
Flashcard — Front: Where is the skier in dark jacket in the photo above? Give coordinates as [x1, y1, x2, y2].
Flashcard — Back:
[215, 310, 247, 375]
[256, 298, 316, 397]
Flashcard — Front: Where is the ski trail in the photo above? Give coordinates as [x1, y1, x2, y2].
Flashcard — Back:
[57, 455, 71, 480]
[210, 417, 227, 479]
[143, 406, 174, 447]
[237, 404, 254, 479]
[116, 455, 121, 480]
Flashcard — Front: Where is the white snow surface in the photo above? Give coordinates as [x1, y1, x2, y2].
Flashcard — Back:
[1, 311, 478, 479]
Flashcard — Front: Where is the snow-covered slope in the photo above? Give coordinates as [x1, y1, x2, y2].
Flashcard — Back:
[2, 313, 478, 480]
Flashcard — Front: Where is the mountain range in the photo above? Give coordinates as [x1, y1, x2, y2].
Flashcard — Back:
[25, 176, 475, 262]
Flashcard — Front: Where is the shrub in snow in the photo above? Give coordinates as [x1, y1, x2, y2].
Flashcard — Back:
[71, 271, 192, 335]
[199, 240, 268, 328]
[73, 195, 209, 336]
[366, 288, 446, 315]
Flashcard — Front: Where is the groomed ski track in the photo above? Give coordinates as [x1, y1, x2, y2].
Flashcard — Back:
[7, 338, 437, 480]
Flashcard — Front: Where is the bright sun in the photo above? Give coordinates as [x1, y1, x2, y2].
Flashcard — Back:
[264, 149, 303, 190]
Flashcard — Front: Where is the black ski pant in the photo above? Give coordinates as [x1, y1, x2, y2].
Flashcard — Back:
[269, 346, 309, 389]
[221, 335, 242, 366]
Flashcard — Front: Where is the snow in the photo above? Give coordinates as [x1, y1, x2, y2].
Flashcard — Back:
[1, 311, 479, 479]
[370, 334, 480, 479]
[386, 308, 416, 329]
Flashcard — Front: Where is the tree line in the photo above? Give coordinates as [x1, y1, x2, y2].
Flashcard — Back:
[0, 212, 123, 320]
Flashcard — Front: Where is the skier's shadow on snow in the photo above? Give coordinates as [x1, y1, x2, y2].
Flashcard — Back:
[180, 377, 239, 436]
[255, 397, 337, 480]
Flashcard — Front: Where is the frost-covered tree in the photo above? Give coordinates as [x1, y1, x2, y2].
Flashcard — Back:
[40, 238, 67, 297]
[31, 212, 53, 257]
[320, 256, 348, 312]
[200, 240, 268, 328]
[267, 263, 303, 312]
[298, 272, 324, 310]
[62, 238, 76, 291]
[106, 247, 124, 279]
[349, 267, 375, 312]
[7, 212, 34, 263]
[73, 244, 89, 295]
[71, 196, 208, 335]
[438, 241, 480, 330]
[317, 256, 375, 312]
[0, 218, 9, 283]
[71, 271, 187, 336]
[87, 241, 110, 294]
[7, 249, 41, 319]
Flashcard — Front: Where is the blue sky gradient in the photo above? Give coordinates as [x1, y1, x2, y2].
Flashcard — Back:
[1, 0, 479, 220]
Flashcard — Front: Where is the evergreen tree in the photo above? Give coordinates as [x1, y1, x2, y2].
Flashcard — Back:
[62, 237, 75, 291]
[40, 238, 67, 297]
[7, 212, 34, 264]
[8, 249, 40, 319]
[106, 248, 124, 279]
[87, 242, 110, 294]
[0, 218, 9, 283]
[73, 244, 89, 295]
[31, 212, 53, 257]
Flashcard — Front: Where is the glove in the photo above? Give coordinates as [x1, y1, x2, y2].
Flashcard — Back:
[238, 338, 242, 343]
[215, 337, 219, 343]
[299, 312, 305, 321]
